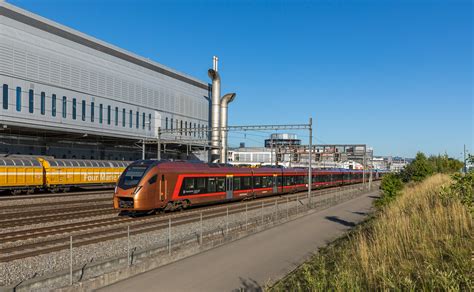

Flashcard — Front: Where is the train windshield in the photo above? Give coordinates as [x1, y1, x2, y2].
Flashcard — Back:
[118, 165, 150, 190]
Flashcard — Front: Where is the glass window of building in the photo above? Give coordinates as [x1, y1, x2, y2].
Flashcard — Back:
[2, 84, 7, 110]
[81, 100, 86, 121]
[148, 113, 152, 131]
[165, 117, 168, 129]
[142, 112, 145, 129]
[180, 120, 183, 135]
[28, 89, 34, 113]
[90, 102, 95, 122]
[122, 108, 126, 127]
[16, 87, 21, 112]
[136, 111, 139, 129]
[107, 105, 111, 125]
[72, 98, 77, 120]
[52, 94, 56, 117]
[129, 110, 132, 128]
[62, 96, 67, 118]
[115, 107, 118, 126]
[40, 92, 45, 115]
[170, 118, 173, 130]
[184, 121, 187, 136]
[99, 104, 103, 124]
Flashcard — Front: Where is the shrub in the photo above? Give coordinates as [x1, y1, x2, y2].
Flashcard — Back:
[376, 173, 403, 208]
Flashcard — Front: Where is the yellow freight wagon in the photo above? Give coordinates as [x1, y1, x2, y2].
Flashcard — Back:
[39, 158, 129, 191]
[0, 158, 44, 194]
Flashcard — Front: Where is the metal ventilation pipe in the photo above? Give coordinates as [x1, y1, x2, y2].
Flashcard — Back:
[220, 93, 236, 164]
[208, 56, 221, 163]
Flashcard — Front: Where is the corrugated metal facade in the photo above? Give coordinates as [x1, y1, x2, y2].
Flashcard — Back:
[0, 2, 210, 140]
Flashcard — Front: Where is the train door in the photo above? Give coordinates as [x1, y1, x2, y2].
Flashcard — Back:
[272, 174, 278, 194]
[226, 175, 233, 199]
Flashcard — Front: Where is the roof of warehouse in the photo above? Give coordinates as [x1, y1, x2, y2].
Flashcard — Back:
[0, 1, 209, 90]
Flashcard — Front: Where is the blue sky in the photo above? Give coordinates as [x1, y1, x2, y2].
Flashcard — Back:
[8, 0, 473, 158]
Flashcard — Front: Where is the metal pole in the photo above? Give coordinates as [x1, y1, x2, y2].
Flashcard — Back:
[286, 197, 289, 219]
[226, 207, 229, 235]
[168, 218, 171, 255]
[200, 212, 203, 245]
[261, 201, 264, 224]
[142, 140, 145, 160]
[274, 200, 277, 221]
[245, 203, 248, 230]
[70, 235, 73, 285]
[296, 194, 299, 214]
[463, 144, 466, 173]
[127, 225, 130, 266]
[308, 118, 312, 202]
[157, 129, 161, 160]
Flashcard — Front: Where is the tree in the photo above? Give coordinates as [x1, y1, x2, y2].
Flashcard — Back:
[401, 152, 434, 182]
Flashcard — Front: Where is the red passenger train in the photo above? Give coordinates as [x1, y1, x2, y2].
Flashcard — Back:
[113, 160, 383, 213]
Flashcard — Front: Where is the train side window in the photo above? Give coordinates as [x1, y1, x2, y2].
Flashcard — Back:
[242, 176, 251, 189]
[148, 174, 157, 185]
[254, 176, 261, 188]
[208, 177, 216, 193]
[196, 178, 206, 193]
[217, 177, 225, 192]
[233, 177, 241, 191]
[277, 176, 282, 186]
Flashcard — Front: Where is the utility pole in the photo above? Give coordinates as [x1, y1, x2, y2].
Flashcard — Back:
[463, 144, 466, 174]
[308, 117, 312, 200]
[157, 129, 161, 160]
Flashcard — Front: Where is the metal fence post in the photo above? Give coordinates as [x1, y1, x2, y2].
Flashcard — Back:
[200, 212, 203, 245]
[69, 235, 73, 285]
[261, 201, 264, 225]
[127, 225, 130, 266]
[245, 203, 248, 230]
[168, 218, 171, 256]
[296, 194, 299, 214]
[286, 197, 289, 219]
[226, 207, 229, 235]
[275, 200, 278, 221]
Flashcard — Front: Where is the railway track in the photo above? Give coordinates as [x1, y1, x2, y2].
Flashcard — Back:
[0, 204, 118, 229]
[0, 197, 112, 212]
[0, 190, 113, 201]
[0, 185, 357, 262]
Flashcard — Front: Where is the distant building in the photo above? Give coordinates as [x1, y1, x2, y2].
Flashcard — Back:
[264, 133, 301, 148]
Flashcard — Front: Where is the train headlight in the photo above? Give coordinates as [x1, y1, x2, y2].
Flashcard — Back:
[133, 186, 142, 195]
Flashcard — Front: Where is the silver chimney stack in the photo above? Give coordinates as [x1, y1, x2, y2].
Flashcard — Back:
[220, 93, 236, 163]
[208, 56, 221, 163]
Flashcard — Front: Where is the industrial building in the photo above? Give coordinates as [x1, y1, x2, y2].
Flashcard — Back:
[228, 133, 375, 169]
[0, 2, 213, 160]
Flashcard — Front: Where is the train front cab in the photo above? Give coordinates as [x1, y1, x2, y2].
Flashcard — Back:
[114, 160, 167, 212]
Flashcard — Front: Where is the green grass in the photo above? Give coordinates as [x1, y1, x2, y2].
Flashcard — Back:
[271, 174, 473, 291]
